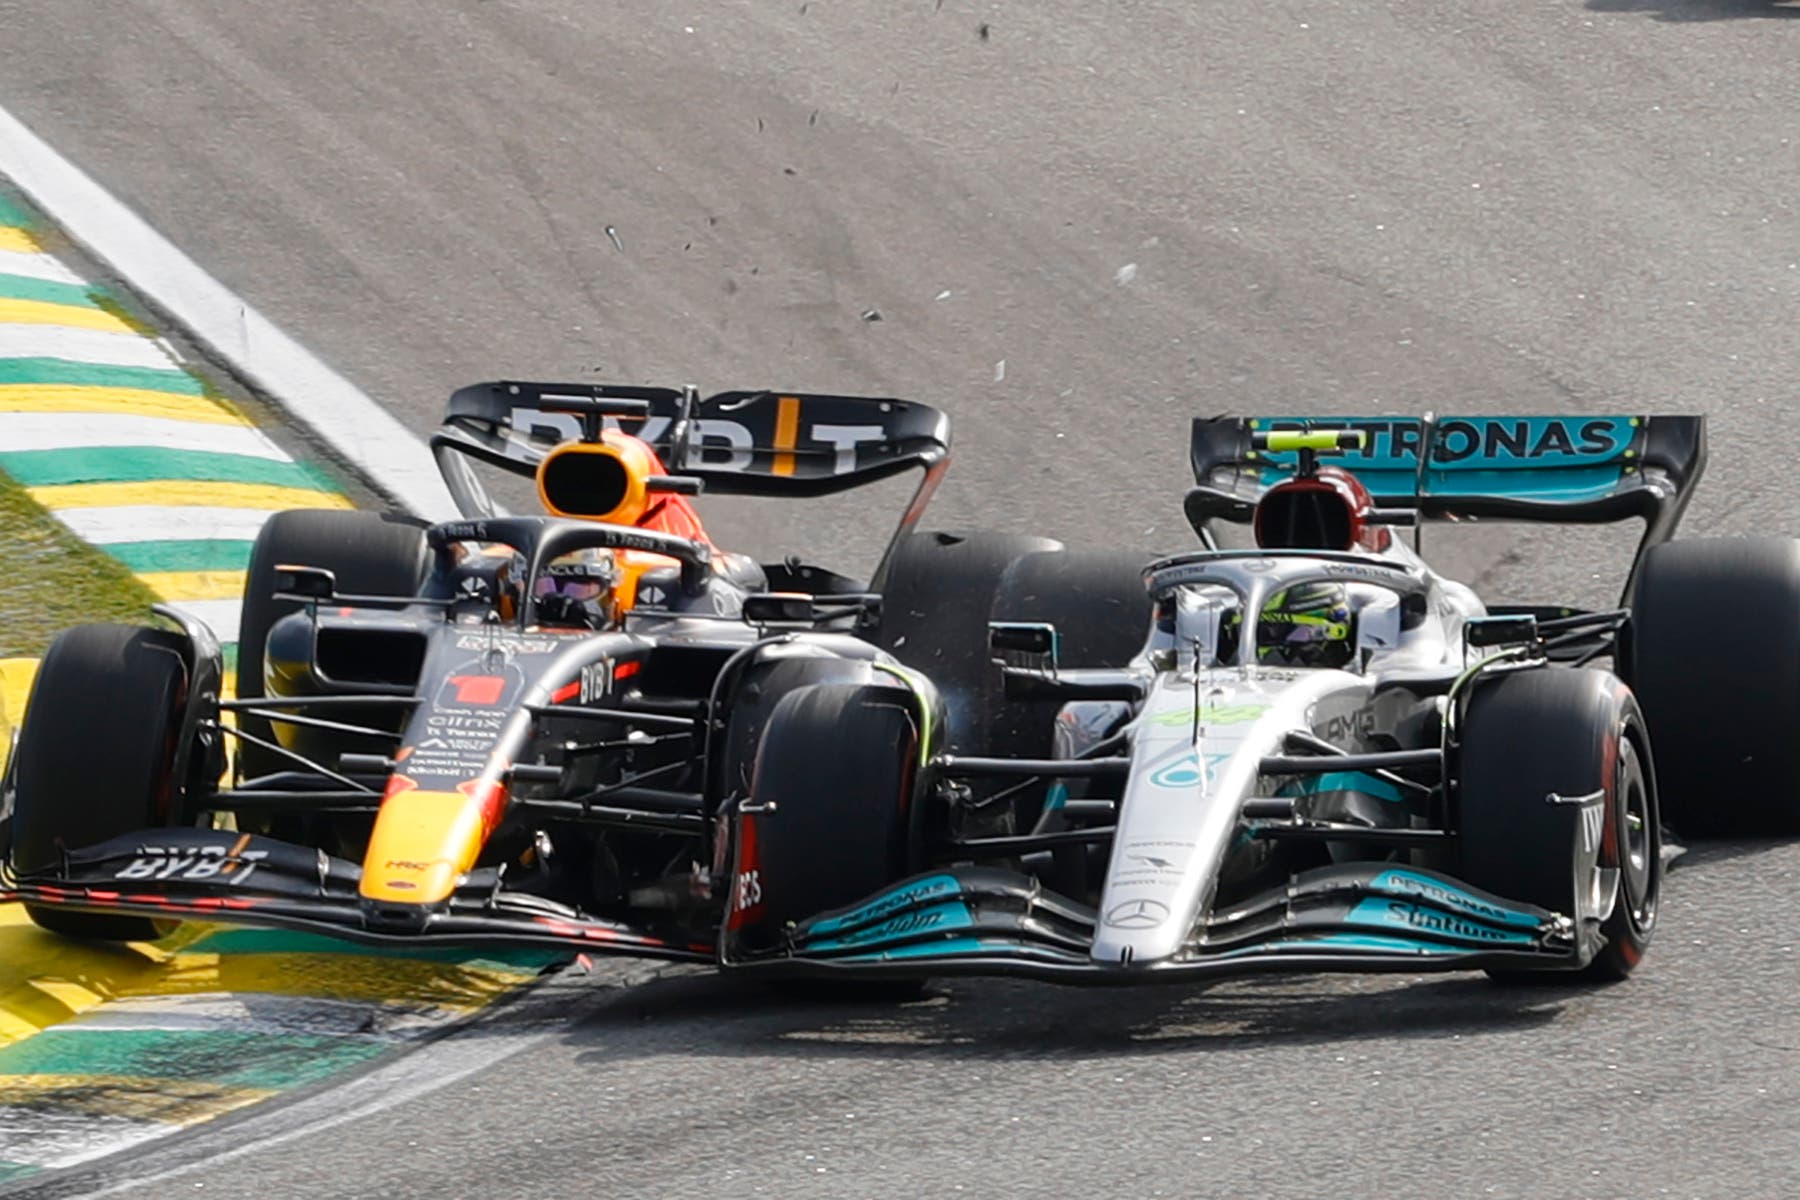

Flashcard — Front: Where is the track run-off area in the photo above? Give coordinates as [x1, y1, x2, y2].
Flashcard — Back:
[0, 1, 1796, 1196]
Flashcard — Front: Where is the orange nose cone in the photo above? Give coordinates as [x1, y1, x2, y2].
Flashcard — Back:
[359, 789, 489, 905]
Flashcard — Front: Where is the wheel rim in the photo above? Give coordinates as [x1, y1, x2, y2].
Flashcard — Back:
[1616, 736, 1658, 932]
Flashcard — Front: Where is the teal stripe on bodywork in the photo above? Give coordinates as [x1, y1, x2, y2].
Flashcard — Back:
[0, 1162, 39, 1184]
[0, 1028, 391, 1091]
[1277, 770, 1405, 804]
[0, 194, 32, 228]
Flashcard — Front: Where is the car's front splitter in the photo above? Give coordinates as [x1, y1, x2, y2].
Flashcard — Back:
[1, 826, 715, 959]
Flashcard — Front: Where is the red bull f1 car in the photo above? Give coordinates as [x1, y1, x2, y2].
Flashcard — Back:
[3, 392, 1796, 986]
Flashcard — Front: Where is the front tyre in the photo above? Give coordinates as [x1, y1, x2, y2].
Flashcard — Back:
[1454, 669, 1659, 983]
[12, 624, 189, 941]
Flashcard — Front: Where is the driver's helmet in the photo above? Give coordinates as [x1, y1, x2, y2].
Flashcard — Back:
[531, 548, 623, 630]
[1221, 580, 1355, 668]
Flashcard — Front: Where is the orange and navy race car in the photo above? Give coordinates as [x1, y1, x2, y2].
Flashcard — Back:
[0, 381, 995, 958]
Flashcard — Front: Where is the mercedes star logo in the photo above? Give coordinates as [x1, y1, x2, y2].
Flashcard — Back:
[1104, 898, 1171, 929]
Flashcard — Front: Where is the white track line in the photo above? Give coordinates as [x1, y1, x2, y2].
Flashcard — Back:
[0, 105, 457, 519]
[158, 598, 241, 643]
[0, 323, 176, 370]
[0, 246, 82, 284]
[55, 505, 279, 544]
[0, 412, 289, 459]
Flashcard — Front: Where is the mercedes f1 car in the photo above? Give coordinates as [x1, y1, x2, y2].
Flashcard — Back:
[3, 395, 1794, 987]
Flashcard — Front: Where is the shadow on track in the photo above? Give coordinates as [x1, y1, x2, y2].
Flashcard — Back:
[1586, 0, 1800, 19]
[560, 967, 1581, 1064]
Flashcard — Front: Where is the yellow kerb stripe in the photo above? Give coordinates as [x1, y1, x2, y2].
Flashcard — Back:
[27, 481, 355, 511]
[0, 1075, 275, 1125]
[771, 395, 801, 477]
[0, 297, 140, 334]
[136, 570, 249, 603]
[0, 385, 249, 426]
[0, 228, 40, 253]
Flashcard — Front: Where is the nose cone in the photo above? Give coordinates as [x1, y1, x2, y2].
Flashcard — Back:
[360, 787, 490, 904]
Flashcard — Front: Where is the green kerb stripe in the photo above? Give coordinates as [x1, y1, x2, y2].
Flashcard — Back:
[181, 927, 561, 972]
[0, 272, 109, 310]
[106, 539, 255, 573]
[0, 358, 203, 394]
[0, 1028, 392, 1091]
[0, 447, 338, 491]
[0, 194, 31, 228]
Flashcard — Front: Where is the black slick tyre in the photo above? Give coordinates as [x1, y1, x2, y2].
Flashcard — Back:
[1455, 669, 1659, 983]
[745, 682, 924, 1002]
[748, 683, 918, 930]
[234, 509, 430, 781]
[985, 547, 1151, 758]
[875, 529, 1060, 755]
[1624, 537, 1800, 836]
[13, 624, 188, 941]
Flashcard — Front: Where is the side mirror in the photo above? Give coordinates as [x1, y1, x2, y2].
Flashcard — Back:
[272, 564, 337, 602]
[989, 622, 1059, 666]
[742, 592, 818, 625]
[1464, 614, 1538, 649]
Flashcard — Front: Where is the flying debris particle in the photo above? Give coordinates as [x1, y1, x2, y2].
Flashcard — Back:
[809, 110, 819, 126]
[757, 117, 765, 132]
[1115, 263, 1139, 285]
[977, 21, 990, 40]
[605, 226, 624, 253]
[683, 243, 691, 251]
[935, 289, 952, 301]
[994, 359, 1006, 382]
[783, 167, 798, 175]
[707, 215, 718, 226]
[861, 308, 883, 322]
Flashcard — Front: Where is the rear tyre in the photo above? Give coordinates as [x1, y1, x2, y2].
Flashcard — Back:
[13, 624, 188, 941]
[234, 509, 430, 782]
[875, 529, 1060, 755]
[985, 548, 1151, 757]
[1455, 670, 1659, 983]
[1624, 537, 1800, 836]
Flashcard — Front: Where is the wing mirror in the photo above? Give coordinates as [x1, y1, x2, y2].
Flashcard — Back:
[989, 622, 1060, 673]
[272, 565, 337, 602]
[1464, 614, 1539, 649]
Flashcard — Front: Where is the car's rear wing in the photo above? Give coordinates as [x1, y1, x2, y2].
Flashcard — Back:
[430, 381, 952, 556]
[1187, 414, 1707, 597]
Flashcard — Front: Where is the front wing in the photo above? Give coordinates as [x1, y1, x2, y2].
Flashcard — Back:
[0, 827, 714, 959]
[724, 864, 1583, 985]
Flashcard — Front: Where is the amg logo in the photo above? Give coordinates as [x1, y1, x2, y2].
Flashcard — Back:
[1316, 709, 1376, 744]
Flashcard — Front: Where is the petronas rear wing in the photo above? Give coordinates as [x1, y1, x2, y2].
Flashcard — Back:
[1187, 414, 1707, 596]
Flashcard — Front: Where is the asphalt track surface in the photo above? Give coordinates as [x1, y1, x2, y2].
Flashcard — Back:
[0, 1, 1797, 1195]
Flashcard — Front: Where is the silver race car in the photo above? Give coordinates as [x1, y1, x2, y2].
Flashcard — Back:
[723, 413, 1800, 985]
